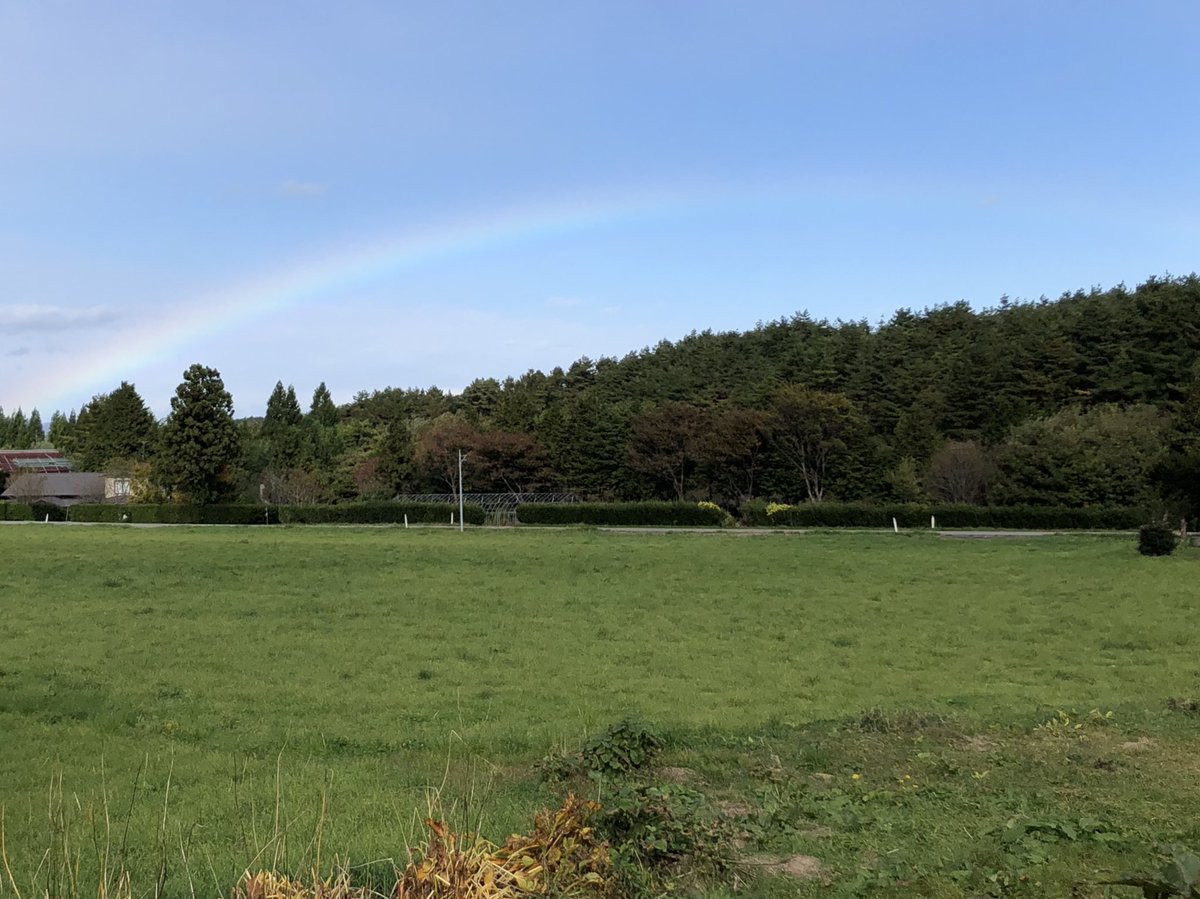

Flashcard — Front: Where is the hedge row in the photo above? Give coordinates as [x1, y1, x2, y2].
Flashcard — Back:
[278, 502, 484, 525]
[69, 504, 280, 524]
[516, 501, 728, 526]
[1, 502, 34, 520]
[65, 501, 481, 525]
[756, 502, 1145, 530]
[0, 502, 70, 521]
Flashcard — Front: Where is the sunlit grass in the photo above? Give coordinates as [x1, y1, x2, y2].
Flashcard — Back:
[0, 525, 1196, 897]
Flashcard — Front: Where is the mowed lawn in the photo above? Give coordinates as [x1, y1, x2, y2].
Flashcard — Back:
[0, 524, 1197, 897]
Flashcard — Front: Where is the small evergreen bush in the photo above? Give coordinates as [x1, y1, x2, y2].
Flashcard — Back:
[1137, 523, 1178, 556]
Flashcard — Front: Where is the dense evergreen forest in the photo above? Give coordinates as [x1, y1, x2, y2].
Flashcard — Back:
[5, 275, 1200, 515]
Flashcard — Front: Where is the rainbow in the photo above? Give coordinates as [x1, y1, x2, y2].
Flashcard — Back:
[17, 183, 755, 413]
[15, 171, 890, 413]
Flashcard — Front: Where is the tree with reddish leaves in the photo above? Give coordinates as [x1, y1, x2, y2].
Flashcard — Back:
[626, 401, 709, 501]
[469, 430, 552, 493]
[414, 415, 479, 492]
[698, 407, 770, 504]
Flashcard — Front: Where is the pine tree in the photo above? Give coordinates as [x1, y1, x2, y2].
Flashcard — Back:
[72, 382, 158, 470]
[308, 382, 338, 428]
[375, 418, 415, 494]
[262, 382, 304, 469]
[8, 409, 30, 449]
[158, 365, 241, 503]
[47, 411, 72, 449]
[27, 409, 44, 445]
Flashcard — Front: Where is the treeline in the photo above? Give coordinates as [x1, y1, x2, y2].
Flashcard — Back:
[22, 274, 1200, 516]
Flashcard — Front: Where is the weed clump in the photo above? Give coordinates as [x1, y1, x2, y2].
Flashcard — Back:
[598, 784, 733, 881]
[581, 718, 664, 777]
[1167, 697, 1200, 715]
[396, 795, 612, 899]
[538, 718, 665, 783]
[854, 707, 948, 735]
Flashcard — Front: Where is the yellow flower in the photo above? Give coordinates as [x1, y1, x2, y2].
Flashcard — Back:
[851, 773, 861, 781]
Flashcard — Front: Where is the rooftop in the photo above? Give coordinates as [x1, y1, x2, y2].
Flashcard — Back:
[0, 450, 73, 474]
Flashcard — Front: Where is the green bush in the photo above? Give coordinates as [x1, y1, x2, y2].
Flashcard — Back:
[738, 498, 770, 526]
[29, 502, 67, 522]
[762, 502, 1143, 530]
[1137, 523, 1178, 556]
[516, 502, 727, 527]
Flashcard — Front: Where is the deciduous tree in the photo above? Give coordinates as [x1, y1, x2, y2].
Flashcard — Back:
[627, 401, 708, 501]
[769, 386, 863, 502]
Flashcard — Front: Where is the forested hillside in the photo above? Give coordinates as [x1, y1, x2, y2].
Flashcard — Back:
[9, 274, 1200, 514]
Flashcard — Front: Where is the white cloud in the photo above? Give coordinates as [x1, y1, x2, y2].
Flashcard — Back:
[6, 347, 31, 357]
[0, 304, 119, 332]
[280, 180, 327, 197]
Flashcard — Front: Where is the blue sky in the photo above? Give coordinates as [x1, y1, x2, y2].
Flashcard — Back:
[2, 1, 1198, 417]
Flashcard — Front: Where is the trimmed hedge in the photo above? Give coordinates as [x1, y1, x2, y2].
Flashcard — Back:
[761, 502, 1144, 530]
[279, 502, 484, 525]
[69, 504, 280, 524]
[516, 502, 727, 527]
[0, 502, 35, 521]
[66, 501, 481, 525]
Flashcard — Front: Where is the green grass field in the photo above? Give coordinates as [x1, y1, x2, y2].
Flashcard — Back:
[1, 524, 1198, 898]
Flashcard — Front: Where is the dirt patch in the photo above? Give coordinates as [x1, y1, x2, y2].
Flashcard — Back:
[810, 772, 835, 783]
[797, 826, 835, 839]
[657, 766, 700, 784]
[1120, 737, 1155, 752]
[960, 735, 999, 752]
[744, 854, 827, 881]
[719, 800, 753, 818]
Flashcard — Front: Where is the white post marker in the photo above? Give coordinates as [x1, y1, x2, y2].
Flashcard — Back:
[892, 516, 899, 533]
[931, 515, 936, 529]
[457, 449, 465, 533]
[451, 513, 455, 525]
[44, 514, 49, 523]
[404, 514, 408, 529]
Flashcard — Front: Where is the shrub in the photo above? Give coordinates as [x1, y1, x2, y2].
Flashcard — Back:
[600, 783, 732, 876]
[516, 502, 726, 527]
[29, 502, 67, 522]
[738, 498, 770, 526]
[696, 501, 735, 527]
[1138, 523, 1178, 556]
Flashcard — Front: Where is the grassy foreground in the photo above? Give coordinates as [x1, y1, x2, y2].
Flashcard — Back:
[0, 524, 1197, 897]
